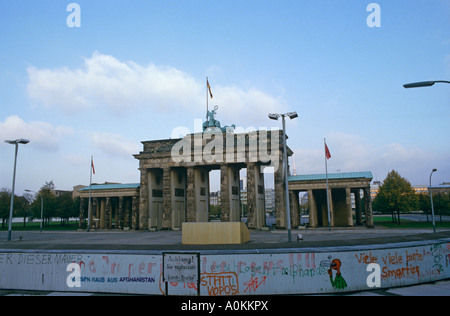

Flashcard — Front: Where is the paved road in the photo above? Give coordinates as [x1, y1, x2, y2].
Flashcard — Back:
[2, 279, 449, 296]
[1, 226, 450, 251]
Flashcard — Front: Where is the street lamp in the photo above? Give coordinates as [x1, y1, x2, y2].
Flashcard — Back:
[268, 111, 298, 242]
[403, 80, 450, 88]
[25, 190, 44, 233]
[429, 168, 437, 233]
[4, 139, 30, 241]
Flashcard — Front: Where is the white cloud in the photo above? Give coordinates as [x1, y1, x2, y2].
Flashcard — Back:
[62, 154, 87, 167]
[291, 131, 447, 185]
[91, 132, 140, 158]
[27, 52, 203, 114]
[26, 52, 286, 124]
[212, 85, 287, 127]
[0, 116, 73, 151]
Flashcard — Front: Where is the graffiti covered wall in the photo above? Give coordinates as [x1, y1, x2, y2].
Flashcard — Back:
[0, 240, 449, 295]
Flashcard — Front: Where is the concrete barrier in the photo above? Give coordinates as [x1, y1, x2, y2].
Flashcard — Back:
[182, 222, 250, 245]
[0, 237, 449, 295]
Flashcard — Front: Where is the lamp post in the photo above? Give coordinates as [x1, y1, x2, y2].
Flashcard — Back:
[25, 190, 43, 233]
[268, 112, 298, 242]
[404, 80, 446, 231]
[4, 139, 30, 241]
[429, 168, 437, 233]
[403, 80, 450, 88]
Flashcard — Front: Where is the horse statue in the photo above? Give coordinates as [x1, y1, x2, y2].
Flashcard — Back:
[203, 106, 235, 133]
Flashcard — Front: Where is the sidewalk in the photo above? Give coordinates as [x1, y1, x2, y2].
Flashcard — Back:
[2, 279, 449, 296]
[345, 279, 450, 296]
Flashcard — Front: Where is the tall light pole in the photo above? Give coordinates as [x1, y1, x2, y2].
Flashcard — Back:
[4, 139, 30, 241]
[403, 80, 450, 88]
[404, 80, 446, 231]
[403, 80, 447, 230]
[269, 112, 298, 242]
[429, 168, 437, 233]
[25, 190, 43, 233]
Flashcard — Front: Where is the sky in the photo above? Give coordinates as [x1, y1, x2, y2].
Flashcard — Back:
[0, 0, 449, 195]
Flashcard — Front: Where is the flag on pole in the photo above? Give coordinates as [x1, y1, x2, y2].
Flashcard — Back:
[324, 139, 331, 231]
[207, 79, 213, 99]
[325, 142, 331, 160]
[87, 155, 94, 232]
[91, 157, 95, 175]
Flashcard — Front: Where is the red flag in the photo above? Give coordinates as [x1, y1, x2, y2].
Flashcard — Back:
[91, 158, 95, 175]
[207, 79, 213, 99]
[325, 143, 331, 160]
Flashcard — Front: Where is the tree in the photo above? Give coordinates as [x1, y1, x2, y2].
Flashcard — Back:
[30, 181, 57, 226]
[14, 195, 30, 228]
[433, 192, 450, 219]
[418, 193, 431, 222]
[0, 188, 11, 228]
[56, 192, 77, 226]
[418, 191, 450, 221]
[373, 170, 418, 224]
[0, 188, 29, 228]
[29, 181, 78, 228]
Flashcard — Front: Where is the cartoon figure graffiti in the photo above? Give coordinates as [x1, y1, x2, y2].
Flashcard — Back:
[328, 259, 347, 289]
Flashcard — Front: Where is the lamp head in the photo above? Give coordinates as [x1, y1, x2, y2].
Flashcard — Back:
[403, 81, 435, 88]
[268, 113, 280, 120]
[17, 139, 30, 144]
[5, 138, 30, 145]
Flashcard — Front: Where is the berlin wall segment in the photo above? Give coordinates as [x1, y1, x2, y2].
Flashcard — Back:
[0, 240, 449, 295]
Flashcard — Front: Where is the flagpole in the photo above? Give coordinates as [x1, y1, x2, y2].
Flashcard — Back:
[325, 139, 331, 231]
[87, 155, 93, 232]
[206, 77, 209, 120]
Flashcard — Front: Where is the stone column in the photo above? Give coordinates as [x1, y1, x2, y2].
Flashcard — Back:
[138, 168, 149, 230]
[247, 162, 266, 229]
[105, 197, 111, 229]
[186, 167, 197, 222]
[364, 187, 374, 228]
[124, 197, 131, 229]
[100, 198, 105, 229]
[196, 168, 209, 222]
[92, 198, 98, 229]
[345, 187, 353, 226]
[171, 168, 187, 230]
[307, 189, 317, 227]
[220, 164, 230, 222]
[289, 191, 300, 228]
[132, 196, 138, 230]
[118, 196, 124, 229]
[247, 162, 256, 228]
[148, 168, 163, 230]
[93, 198, 98, 218]
[162, 167, 172, 229]
[220, 164, 240, 223]
[353, 189, 362, 225]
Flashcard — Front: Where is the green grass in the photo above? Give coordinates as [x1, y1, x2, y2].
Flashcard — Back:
[0, 221, 79, 231]
[373, 216, 450, 229]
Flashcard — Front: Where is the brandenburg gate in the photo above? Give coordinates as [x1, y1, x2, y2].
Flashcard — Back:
[133, 127, 291, 231]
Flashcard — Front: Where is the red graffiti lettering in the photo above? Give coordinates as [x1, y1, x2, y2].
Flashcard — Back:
[243, 275, 266, 293]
